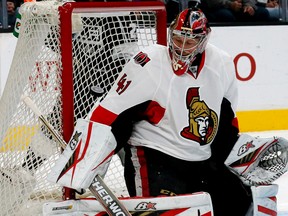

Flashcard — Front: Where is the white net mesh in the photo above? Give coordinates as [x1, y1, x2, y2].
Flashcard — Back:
[0, 1, 166, 215]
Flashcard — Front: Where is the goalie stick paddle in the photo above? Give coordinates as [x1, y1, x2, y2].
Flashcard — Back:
[21, 95, 132, 216]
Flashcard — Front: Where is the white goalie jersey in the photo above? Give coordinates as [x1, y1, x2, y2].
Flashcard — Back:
[89, 43, 238, 162]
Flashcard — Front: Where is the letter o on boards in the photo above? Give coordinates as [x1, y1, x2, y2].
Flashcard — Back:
[234, 53, 256, 81]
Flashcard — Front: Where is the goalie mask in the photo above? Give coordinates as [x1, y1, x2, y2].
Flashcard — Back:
[168, 8, 211, 75]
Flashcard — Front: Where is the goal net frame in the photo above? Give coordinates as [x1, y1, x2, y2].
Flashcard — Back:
[0, 1, 166, 215]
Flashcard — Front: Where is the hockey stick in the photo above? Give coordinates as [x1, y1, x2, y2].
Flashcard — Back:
[21, 95, 131, 216]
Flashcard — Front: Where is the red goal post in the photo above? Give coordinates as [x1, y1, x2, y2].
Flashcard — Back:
[0, 1, 166, 215]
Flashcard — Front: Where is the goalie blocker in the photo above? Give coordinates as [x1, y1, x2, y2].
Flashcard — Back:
[47, 118, 116, 189]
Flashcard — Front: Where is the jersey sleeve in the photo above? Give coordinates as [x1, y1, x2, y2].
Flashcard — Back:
[90, 46, 162, 125]
[104, 51, 159, 111]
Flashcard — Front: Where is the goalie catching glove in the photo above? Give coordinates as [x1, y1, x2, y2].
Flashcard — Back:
[47, 119, 116, 189]
[225, 134, 288, 186]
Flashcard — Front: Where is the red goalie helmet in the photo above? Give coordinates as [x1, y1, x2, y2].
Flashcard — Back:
[169, 8, 211, 75]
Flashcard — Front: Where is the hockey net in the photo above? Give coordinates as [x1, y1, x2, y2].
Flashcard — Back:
[0, 1, 166, 215]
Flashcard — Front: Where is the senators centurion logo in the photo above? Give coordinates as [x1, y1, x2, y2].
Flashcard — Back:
[134, 51, 150, 67]
[181, 87, 218, 145]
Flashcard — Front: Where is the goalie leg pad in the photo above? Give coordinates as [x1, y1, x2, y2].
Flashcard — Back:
[245, 184, 278, 216]
[47, 118, 116, 189]
[42, 192, 213, 216]
[225, 134, 288, 186]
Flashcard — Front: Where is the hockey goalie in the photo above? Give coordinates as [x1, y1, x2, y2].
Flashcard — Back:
[47, 7, 288, 216]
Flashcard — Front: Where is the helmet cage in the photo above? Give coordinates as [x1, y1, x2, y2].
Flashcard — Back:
[169, 29, 209, 65]
[168, 8, 211, 68]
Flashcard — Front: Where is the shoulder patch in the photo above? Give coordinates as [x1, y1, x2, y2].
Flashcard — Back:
[134, 51, 150, 67]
